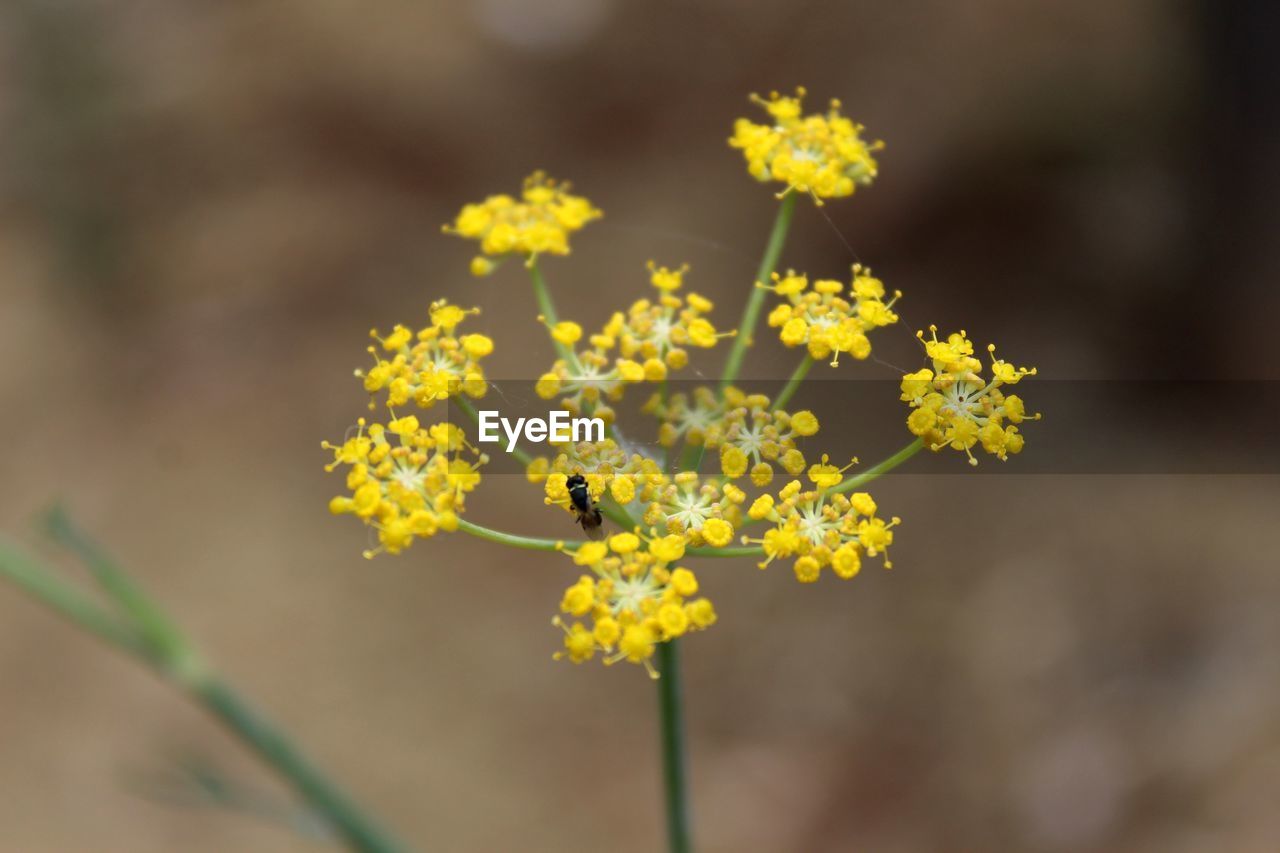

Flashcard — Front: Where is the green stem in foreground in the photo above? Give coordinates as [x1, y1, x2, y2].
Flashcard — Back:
[528, 261, 578, 366]
[719, 192, 799, 392]
[770, 355, 814, 412]
[656, 640, 692, 853]
[0, 528, 404, 853]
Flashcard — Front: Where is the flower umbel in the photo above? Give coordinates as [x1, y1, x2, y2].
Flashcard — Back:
[444, 171, 601, 275]
[535, 263, 728, 418]
[356, 300, 491, 410]
[730, 87, 883, 203]
[533, 439, 664, 514]
[553, 533, 717, 678]
[324, 417, 486, 558]
[744, 475, 898, 582]
[705, 389, 818, 486]
[643, 472, 744, 546]
[766, 266, 901, 366]
[901, 327, 1040, 465]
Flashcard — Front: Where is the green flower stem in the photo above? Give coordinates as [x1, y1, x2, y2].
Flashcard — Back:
[44, 506, 196, 672]
[829, 437, 925, 496]
[656, 639, 692, 853]
[600, 497, 640, 531]
[677, 442, 706, 477]
[718, 191, 798, 392]
[528, 261, 579, 367]
[456, 518, 577, 552]
[770, 355, 814, 412]
[456, 518, 759, 558]
[0, 524, 405, 853]
[453, 396, 538, 469]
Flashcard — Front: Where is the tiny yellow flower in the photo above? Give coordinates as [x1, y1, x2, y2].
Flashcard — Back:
[551, 321, 583, 345]
[609, 532, 641, 554]
[700, 518, 734, 548]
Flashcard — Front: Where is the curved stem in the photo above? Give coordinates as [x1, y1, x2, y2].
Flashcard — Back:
[770, 355, 813, 412]
[456, 518, 759, 558]
[453, 396, 537, 469]
[719, 192, 798, 392]
[656, 640, 692, 853]
[829, 437, 925, 496]
[457, 518, 576, 552]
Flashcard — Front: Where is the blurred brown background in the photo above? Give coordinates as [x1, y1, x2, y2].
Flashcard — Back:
[1, 1, 1278, 851]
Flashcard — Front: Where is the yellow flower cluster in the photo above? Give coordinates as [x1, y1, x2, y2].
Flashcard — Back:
[320, 85, 1041, 676]
[444, 171, 602, 275]
[703, 389, 820, 486]
[743, 471, 899, 582]
[553, 533, 717, 677]
[534, 263, 726, 420]
[324, 417, 486, 558]
[643, 473, 744, 546]
[730, 88, 883, 203]
[901, 327, 1039, 465]
[531, 439, 664, 512]
[766, 266, 900, 366]
[356, 300, 492, 410]
[648, 386, 724, 450]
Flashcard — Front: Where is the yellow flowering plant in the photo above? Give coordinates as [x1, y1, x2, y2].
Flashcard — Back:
[0, 88, 1039, 853]
[319, 87, 1040, 852]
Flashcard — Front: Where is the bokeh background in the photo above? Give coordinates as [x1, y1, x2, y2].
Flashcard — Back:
[2, 1, 1278, 851]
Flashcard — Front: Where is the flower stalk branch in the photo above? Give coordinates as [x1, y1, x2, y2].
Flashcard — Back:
[719, 191, 798, 392]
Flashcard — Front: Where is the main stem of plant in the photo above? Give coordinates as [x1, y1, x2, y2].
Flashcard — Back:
[656, 639, 691, 853]
[658, 194, 798, 852]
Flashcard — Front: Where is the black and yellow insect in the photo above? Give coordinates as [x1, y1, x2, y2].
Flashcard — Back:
[565, 473, 604, 540]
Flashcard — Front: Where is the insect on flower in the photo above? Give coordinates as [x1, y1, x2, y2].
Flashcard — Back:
[565, 473, 604, 539]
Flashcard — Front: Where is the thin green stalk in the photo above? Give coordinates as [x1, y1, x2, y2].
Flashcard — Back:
[0, 537, 148, 657]
[457, 518, 577, 552]
[456, 518, 755, 558]
[829, 437, 925, 496]
[453, 396, 537, 469]
[600, 497, 640, 531]
[528, 261, 578, 366]
[44, 506, 196, 673]
[0, 523, 404, 853]
[677, 442, 706, 477]
[195, 680, 405, 853]
[719, 192, 798, 392]
[656, 640, 691, 853]
[770, 355, 813, 412]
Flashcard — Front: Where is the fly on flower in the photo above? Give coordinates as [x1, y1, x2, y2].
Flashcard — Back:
[565, 473, 604, 540]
